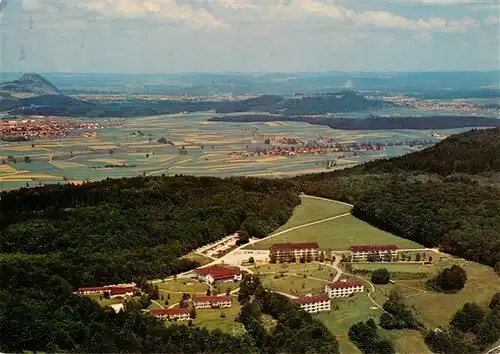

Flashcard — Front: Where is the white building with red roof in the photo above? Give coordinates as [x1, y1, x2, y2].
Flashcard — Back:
[325, 280, 364, 298]
[193, 295, 233, 309]
[195, 266, 245, 284]
[349, 244, 399, 261]
[76, 285, 135, 297]
[294, 294, 331, 313]
[149, 308, 190, 321]
[269, 242, 319, 262]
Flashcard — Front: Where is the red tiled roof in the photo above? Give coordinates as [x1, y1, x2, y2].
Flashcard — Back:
[77, 286, 107, 292]
[109, 286, 135, 295]
[196, 266, 243, 279]
[193, 295, 232, 303]
[149, 308, 189, 316]
[270, 242, 319, 251]
[349, 244, 399, 252]
[294, 295, 329, 305]
[77, 286, 135, 294]
[325, 281, 364, 289]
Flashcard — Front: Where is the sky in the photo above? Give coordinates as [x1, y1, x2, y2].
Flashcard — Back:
[0, 0, 499, 73]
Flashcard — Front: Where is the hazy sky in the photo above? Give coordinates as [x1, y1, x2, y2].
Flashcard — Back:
[1, 0, 499, 73]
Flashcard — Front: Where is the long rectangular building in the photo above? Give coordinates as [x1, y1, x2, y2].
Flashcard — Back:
[325, 280, 364, 298]
[269, 242, 319, 262]
[195, 266, 245, 284]
[193, 295, 232, 309]
[149, 308, 190, 321]
[294, 295, 331, 314]
[76, 285, 135, 297]
[349, 244, 399, 261]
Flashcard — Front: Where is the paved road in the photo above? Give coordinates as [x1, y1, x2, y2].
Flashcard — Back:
[485, 344, 500, 354]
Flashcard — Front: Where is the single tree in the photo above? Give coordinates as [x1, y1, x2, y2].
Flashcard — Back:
[372, 268, 391, 285]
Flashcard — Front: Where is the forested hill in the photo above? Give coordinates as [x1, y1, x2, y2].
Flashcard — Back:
[359, 127, 500, 175]
[296, 128, 500, 270]
[0, 176, 299, 286]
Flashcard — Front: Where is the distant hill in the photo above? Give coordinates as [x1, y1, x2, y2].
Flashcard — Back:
[215, 90, 385, 114]
[359, 127, 500, 175]
[0, 73, 62, 95]
[209, 114, 500, 131]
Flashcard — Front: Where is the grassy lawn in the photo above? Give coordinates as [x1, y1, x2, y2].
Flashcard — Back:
[403, 256, 500, 329]
[271, 196, 352, 233]
[368, 254, 500, 330]
[182, 251, 213, 266]
[212, 281, 241, 294]
[253, 262, 337, 282]
[315, 294, 383, 354]
[351, 262, 434, 273]
[158, 279, 210, 294]
[191, 302, 245, 334]
[85, 294, 123, 307]
[247, 215, 423, 251]
[260, 273, 326, 296]
[379, 329, 432, 354]
[158, 292, 182, 307]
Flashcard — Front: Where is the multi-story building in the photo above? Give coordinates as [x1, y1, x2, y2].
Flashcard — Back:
[149, 308, 190, 321]
[269, 242, 319, 262]
[325, 280, 364, 298]
[349, 244, 399, 261]
[193, 295, 233, 309]
[195, 266, 245, 284]
[76, 285, 135, 297]
[294, 295, 331, 314]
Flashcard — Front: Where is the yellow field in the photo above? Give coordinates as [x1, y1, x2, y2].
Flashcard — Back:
[0, 164, 17, 174]
[199, 121, 216, 125]
[153, 155, 178, 163]
[264, 122, 283, 127]
[88, 145, 119, 150]
[209, 164, 252, 171]
[0, 172, 62, 182]
[253, 156, 287, 163]
[88, 158, 125, 164]
[0, 145, 48, 152]
[50, 161, 86, 168]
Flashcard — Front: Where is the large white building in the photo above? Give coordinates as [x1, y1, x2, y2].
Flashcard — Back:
[76, 285, 135, 297]
[195, 266, 245, 284]
[269, 242, 319, 262]
[349, 244, 399, 261]
[294, 295, 331, 314]
[193, 295, 233, 309]
[149, 308, 190, 321]
[325, 280, 364, 298]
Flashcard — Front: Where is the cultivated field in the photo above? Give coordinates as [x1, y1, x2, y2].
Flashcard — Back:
[0, 113, 446, 190]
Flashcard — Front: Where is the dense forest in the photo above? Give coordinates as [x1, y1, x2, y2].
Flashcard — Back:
[0, 176, 299, 287]
[0, 176, 302, 352]
[209, 114, 500, 130]
[296, 128, 500, 269]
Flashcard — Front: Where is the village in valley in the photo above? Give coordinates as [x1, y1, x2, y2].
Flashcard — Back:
[72, 195, 499, 353]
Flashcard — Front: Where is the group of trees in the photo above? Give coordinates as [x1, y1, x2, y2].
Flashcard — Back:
[379, 288, 424, 330]
[348, 319, 395, 354]
[427, 265, 467, 293]
[236, 274, 340, 353]
[371, 268, 391, 285]
[425, 293, 500, 354]
[0, 176, 301, 352]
